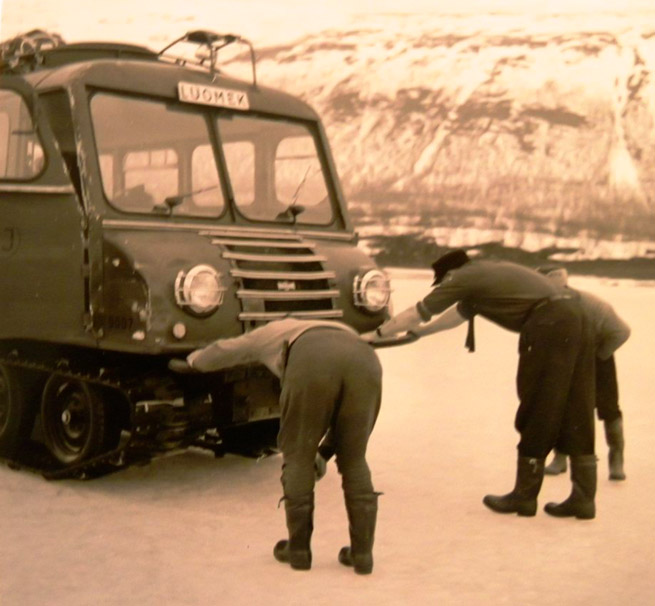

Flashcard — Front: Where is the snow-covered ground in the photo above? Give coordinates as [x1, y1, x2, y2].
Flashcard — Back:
[1, 270, 653, 606]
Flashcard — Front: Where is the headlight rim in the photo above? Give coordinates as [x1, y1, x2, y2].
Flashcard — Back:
[174, 263, 225, 317]
[353, 268, 391, 313]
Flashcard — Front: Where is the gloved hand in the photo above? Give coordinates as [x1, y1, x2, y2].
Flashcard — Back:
[314, 453, 328, 480]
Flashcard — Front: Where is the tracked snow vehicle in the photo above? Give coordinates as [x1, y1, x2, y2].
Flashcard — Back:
[0, 30, 394, 478]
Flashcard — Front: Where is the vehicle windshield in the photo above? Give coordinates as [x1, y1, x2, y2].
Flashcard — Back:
[217, 114, 333, 224]
[90, 93, 335, 225]
[91, 92, 224, 217]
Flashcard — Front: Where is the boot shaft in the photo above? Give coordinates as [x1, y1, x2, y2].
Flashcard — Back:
[544, 451, 567, 475]
[515, 456, 545, 499]
[284, 494, 314, 552]
[570, 455, 597, 502]
[343, 492, 379, 574]
[345, 493, 379, 551]
[483, 456, 545, 516]
[604, 417, 625, 450]
[544, 455, 597, 519]
[345, 493, 379, 542]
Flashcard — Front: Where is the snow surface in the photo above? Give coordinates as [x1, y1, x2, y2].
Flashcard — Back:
[1, 270, 654, 606]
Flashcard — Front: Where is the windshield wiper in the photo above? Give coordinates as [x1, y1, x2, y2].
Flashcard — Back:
[275, 167, 314, 224]
[275, 204, 306, 223]
[153, 184, 221, 215]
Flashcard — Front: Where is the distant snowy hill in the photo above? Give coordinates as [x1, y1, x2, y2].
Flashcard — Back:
[250, 14, 655, 265]
[2, 4, 654, 267]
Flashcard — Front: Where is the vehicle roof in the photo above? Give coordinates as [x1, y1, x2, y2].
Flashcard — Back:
[16, 41, 319, 121]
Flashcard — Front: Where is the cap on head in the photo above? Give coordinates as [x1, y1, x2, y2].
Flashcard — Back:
[431, 249, 470, 286]
[536, 263, 564, 275]
[536, 263, 569, 288]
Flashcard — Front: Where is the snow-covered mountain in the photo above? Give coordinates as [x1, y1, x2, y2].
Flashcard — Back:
[2, 4, 654, 265]
[248, 13, 655, 263]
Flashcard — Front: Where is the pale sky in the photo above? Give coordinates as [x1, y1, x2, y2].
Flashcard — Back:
[2, 0, 655, 48]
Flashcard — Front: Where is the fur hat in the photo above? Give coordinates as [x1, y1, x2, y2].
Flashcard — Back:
[431, 249, 470, 286]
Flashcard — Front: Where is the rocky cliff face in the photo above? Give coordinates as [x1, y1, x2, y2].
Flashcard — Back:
[248, 13, 655, 262]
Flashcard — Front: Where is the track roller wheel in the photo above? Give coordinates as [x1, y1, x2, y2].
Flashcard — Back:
[41, 376, 121, 466]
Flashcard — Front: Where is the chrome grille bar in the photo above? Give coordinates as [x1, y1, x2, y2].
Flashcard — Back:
[212, 238, 314, 249]
[237, 289, 339, 300]
[212, 232, 340, 319]
[230, 269, 336, 280]
[239, 310, 344, 321]
[199, 228, 303, 240]
[222, 251, 326, 263]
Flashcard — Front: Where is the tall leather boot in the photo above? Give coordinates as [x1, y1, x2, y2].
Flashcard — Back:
[544, 454, 597, 519]
[483, 456, 545, 516]
[273, 494, 314, 570]
[544, 450, 568, 475]
[338, 492, 379, 575]
[604, 417, 626, 481]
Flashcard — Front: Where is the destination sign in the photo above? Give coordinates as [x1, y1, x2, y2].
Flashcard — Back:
[178, 82, 250, 110]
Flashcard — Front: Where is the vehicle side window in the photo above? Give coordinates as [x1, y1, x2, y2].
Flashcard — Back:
[0, 88, 44, 179]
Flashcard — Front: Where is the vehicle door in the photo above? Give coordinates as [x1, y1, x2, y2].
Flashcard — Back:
[0, 77, 87, 344]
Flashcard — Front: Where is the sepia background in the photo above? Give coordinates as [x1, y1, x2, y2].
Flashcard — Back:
[1, 2, 654, 605]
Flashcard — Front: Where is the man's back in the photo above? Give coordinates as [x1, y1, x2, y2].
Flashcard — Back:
[421, 259, 565, 332]
[573, 289, 630, 359]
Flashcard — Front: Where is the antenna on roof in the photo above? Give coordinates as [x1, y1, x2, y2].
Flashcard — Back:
[158, 30, 257, 86]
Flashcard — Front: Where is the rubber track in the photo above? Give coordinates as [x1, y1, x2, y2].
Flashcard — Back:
[0, 350, 151, 479]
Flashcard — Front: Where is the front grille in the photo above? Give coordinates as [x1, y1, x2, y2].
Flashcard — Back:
[207, 231, 343, 324]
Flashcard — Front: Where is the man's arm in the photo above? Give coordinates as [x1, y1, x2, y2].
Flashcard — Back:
[376, 303, 466, 338]
[187, 332, 257, 372]
[411, 304, 467, 337]
[376, 305, 424, 337]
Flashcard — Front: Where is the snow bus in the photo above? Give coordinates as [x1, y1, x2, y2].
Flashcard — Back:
[0, 30, 397, 477]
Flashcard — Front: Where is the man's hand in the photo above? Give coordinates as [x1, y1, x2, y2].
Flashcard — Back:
[377, 305, 423, 335]
[314, 453, 328, 480]
[168, 358, 197, 374]
[408, 324, 428, 337]
[360, 330, 377, 343]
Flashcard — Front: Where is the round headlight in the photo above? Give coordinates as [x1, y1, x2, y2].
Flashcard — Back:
[353, 269, 391, 313]
[174, 264, 225, 316]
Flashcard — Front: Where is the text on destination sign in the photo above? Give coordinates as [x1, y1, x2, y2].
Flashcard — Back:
[178, 82, 250, 110]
